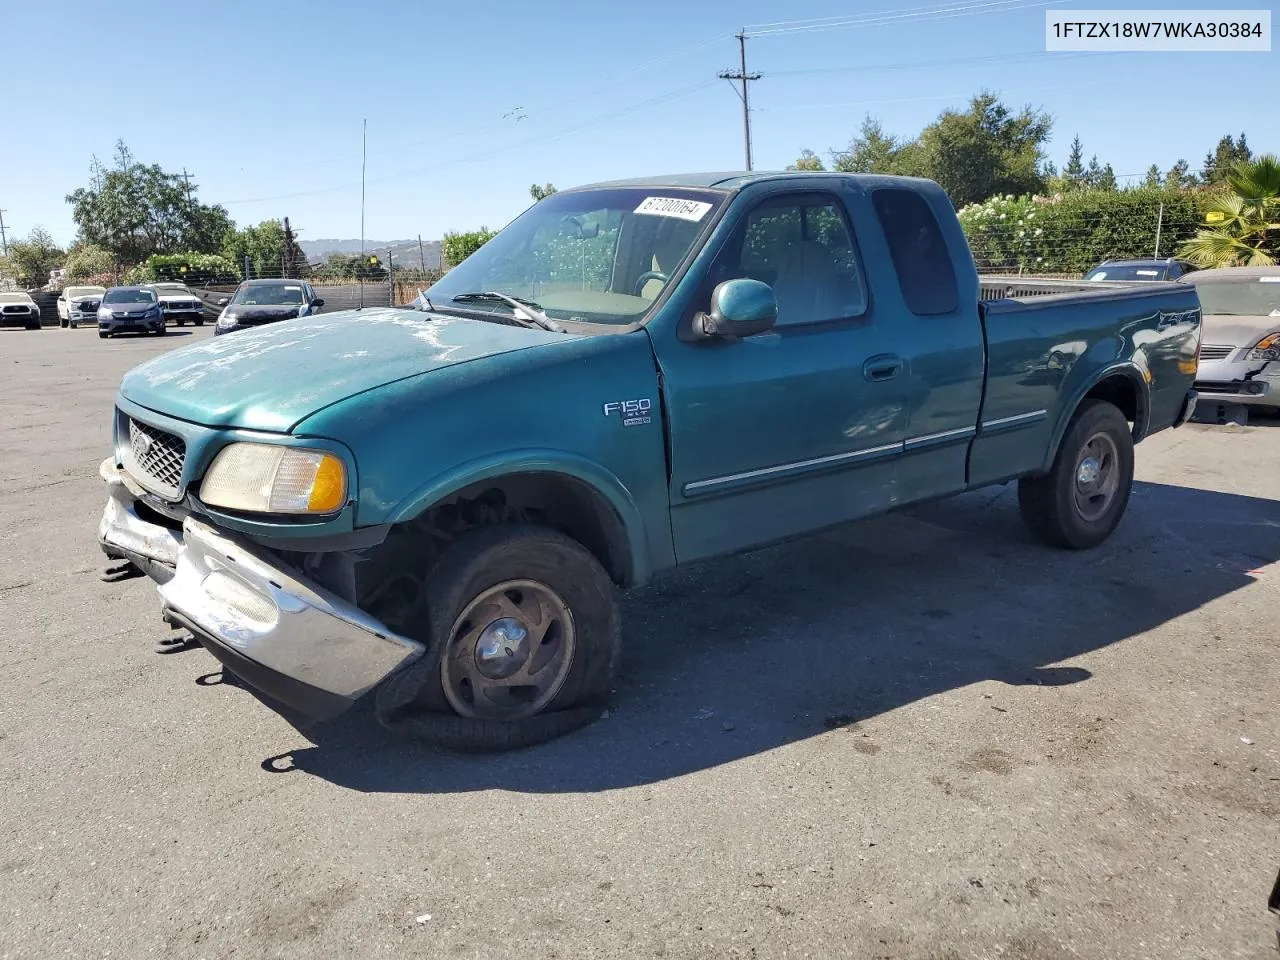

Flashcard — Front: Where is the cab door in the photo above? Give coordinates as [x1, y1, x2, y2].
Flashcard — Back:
[653, 182, 910, 563]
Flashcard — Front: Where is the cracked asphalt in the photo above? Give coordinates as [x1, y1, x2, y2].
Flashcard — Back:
[1, 325, 1278, 960]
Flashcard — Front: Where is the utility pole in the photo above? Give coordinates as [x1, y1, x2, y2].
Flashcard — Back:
[418, 234, 427, 275]
[719, 32, 761, 170]
[1153, 202, 1164, 259]
[180, 169, 195, 211]
[359, 118, 367, 310]
[0, 209, 8, 257]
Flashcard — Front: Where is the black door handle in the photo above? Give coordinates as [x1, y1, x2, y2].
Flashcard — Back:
[863, 354, 904, 382]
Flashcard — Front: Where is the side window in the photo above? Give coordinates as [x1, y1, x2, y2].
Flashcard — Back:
[712, 193, 867, 326]
[871, 188, 959, 316]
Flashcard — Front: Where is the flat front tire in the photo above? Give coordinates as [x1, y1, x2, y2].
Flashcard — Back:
[376, 524, 621, 751]
[1018, 399, 1135, 549]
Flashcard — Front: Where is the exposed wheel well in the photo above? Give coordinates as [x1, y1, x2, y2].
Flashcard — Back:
[1084, 373, 1143, 439]
[421, 473, 632, 587]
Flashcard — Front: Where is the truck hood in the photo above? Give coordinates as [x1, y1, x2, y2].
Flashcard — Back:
[119, 307, 565, 432]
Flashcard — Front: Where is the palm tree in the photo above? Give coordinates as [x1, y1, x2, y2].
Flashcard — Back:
[1179, 154, 1280, 267]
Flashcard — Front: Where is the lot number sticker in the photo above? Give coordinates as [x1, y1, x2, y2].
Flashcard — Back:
[634, 196, 713, 222]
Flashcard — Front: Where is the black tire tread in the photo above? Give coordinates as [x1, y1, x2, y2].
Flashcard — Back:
[375, 524, 620, 752]
[1018, 399, 1134, 550]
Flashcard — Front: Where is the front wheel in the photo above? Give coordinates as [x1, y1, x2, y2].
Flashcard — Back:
[195, 318, 205, 327]
[376, 525, 621, 751]
[98, 331, 108, 339]
[1018, 399, 1134, 550]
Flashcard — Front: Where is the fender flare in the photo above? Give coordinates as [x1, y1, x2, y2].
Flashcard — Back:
[385, 449, 653, 586]
[1041, 361, 1151, 473]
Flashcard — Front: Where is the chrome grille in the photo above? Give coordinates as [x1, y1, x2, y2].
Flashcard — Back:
[1197, 345, 1234, 361]
[128, 419, 186, 496]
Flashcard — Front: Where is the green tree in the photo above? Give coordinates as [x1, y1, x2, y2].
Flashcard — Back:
[787, 149, 826, 171]
[65, 142, 233, 267]
[1084, 157, 1117, 191]
[1179, 154, 1280, 267]
[1142, 164, 1163, 189]
[913, 92, 1051, 206]
[1063, 135, 1086, 186]
[1165, 159, 1197, 190]
[529, 183, 558, 202]
[1201, 133, 1252, 184]
[222, 220, 304, 278]
[63, 242, 115, 283]
[311, 253, 387, 281]
[442, 228, 497, 268]
[830, 117, 921, 175]
[0, 227, 65, 288]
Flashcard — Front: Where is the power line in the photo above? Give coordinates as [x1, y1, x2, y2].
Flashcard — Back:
[746, 0, 1073, 37]
[719, 32, 761, 170]
[0, 210, 8, 257]
[768, 48, 1114, 79]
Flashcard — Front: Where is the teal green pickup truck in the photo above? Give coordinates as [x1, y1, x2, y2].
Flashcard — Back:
[98, 172, 1202, 748]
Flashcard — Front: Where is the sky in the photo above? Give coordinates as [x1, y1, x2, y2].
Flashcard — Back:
[1, 0, 1275, 249]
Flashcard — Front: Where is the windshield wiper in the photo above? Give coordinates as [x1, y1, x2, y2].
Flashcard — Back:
[450, 292, 563, 333]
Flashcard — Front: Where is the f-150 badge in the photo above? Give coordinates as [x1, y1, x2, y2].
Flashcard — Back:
[603, 398, 652, 427]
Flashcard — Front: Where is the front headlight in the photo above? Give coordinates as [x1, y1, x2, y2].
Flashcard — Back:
[1248, 332, 1280, 362]
[217, 312, 237, 327]
[200, 443, 348, 514]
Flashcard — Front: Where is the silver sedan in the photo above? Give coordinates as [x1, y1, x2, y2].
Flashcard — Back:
[1180, 266, 1280, 410]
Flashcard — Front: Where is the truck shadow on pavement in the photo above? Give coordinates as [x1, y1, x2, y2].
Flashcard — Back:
[261, 479, 1279, 793]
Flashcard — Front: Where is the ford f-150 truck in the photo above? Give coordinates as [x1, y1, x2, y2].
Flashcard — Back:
[97, 172, 1202, 750]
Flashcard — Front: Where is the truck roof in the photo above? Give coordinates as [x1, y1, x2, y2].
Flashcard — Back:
[568, 171, 914, 192]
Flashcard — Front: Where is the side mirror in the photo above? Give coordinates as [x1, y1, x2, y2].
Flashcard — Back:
[311, 298, 325, 308]
[217, 297, 229, 307]
[693, 278, 778, 340]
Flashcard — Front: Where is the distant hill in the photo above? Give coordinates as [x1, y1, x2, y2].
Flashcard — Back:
[299, 238, 442, 270]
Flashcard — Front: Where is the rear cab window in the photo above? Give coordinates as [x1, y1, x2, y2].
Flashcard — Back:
[871, 188, 959, 316]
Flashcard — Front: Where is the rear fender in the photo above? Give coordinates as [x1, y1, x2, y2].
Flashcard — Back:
[1041, 362, 1150, 473]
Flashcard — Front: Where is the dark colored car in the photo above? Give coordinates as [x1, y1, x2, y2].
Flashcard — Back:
[1084, 258, 1198, 282]
[214, 280, 325, 336]
[97, 287, 165, 338]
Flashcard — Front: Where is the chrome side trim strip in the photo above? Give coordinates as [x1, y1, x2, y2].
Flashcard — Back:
[980, 409, 1048, 433]
[903, 425, 977, 452]
[683, 441, 903, 496]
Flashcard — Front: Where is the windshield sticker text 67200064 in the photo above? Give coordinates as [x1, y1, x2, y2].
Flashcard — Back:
[634, 197, 713, 222]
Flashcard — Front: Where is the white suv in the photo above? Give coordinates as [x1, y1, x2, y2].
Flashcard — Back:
[57, 286, 108, 328]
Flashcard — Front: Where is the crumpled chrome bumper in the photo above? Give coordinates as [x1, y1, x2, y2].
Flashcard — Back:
[98, 458, 183, 583]
[98, 461, 424, 722]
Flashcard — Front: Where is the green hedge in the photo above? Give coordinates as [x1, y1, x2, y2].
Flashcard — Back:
[959, 188, 1219, 274]
[126, 253, 241, 286]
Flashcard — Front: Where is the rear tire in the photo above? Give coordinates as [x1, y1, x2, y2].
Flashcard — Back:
[1018, 399, 1134, 550]
[376, 524, 621, 751]
[25, 321, 40, 331]
[195, 318, 204, 327]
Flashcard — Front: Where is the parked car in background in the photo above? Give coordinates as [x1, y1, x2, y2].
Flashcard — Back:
[97, 171, 1202, 747]
[0, 291, 43, 330]
[97, 287, 165, 338]
[58, 285, 107, 328]
[214, 279, 325, 335]
[145, 282, 205, 326]
[1179, 266, 1280, 412]
[1084, 258, 1198, 282]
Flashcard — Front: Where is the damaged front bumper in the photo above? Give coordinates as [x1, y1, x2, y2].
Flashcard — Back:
[98, 460, 424, 722]
[1194, 356, 1279, 407]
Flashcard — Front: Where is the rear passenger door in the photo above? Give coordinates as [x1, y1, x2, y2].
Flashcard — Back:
[858, 184, 986, 504]
[657, 183, 910, 563]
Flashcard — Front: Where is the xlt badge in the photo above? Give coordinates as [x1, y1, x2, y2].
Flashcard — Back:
[603, 398, 652, 427]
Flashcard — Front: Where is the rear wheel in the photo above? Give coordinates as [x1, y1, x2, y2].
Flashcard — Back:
[1019, 399, 1134, 549]
[376, 524, 621, 751]
[195, 318, 204, 327]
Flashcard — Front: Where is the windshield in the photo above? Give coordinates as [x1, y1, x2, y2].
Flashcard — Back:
[232, 283, 304, 306]
[0, 293, 33, 304]
[153, 284, 191, 295]
[1190, 277, 1280, 317]
[1085, 264, 1165, 281]
[425, 187, 726, 326]
[66, 286, 105, 299]
[103, 289, 156, 305]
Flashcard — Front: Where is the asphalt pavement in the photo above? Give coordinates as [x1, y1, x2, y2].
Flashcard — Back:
[1, 324, 1277, 959]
